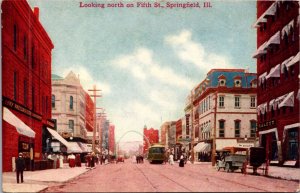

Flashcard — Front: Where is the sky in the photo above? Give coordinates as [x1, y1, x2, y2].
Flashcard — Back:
[28, 0, 257, 143]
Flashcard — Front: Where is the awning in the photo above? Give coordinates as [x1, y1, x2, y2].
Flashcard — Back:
[281, 19, 294, 39]
[252, 42, 267, 58]
[258, 72, 267, 85]
[77, 142, 92, 153]
[3, 107, 35, 138]
[279, 91, 294, 108]
[286, 52, 300, 68]
[253, 2, 277, 28]
[265, 31, 280, 48]
[194, 142, 211, 153]
[269, 99, 276, 111]
[47, 128, 71, 149]
[202, 124, 211, 133]
[68, 142, 83, 153]
[257, 102, 268, 115]
[266, 64, 280, 79]
[281, 56, 294, 73]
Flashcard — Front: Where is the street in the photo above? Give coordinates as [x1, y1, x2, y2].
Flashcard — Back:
[42, 160, 298, 192]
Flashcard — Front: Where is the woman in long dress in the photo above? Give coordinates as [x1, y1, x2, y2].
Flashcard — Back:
[169, 154, 174, 165]
[179, 155, 184, 167]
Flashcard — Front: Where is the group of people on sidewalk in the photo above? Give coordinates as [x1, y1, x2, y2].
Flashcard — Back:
[165, 153, 188, 167]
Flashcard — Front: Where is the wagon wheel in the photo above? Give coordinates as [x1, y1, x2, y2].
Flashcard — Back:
[225, 163, 231, 173]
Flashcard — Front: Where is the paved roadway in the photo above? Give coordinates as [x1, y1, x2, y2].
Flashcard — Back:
[42, 160, 299, 192]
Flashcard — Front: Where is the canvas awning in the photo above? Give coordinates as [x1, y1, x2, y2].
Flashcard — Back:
[266, 64, 280, 79]
[257, 102, 268, 115]
[279, 91, 294, 108]
[281, 56, 294, 73]
[252, 42, 267, 58]
[202, 124, 211, 133]
[47, 128, 70, 148]
[68, 142, 83, 153]
[269, 99, 276, 111]
[286, 52, 300, 68]
[194, 142, 211, 153]
[253, 2, 277, 28]
[281, 19, 294, 39]
[265, 31, 280, 48]
[3, 107, 35, 138]
[258, 72, 267, 85]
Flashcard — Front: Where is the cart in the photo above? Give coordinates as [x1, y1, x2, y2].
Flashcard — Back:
[216, 147, 248, 173]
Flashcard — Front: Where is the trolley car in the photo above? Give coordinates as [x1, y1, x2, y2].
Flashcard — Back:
[147, 144, 165, 164]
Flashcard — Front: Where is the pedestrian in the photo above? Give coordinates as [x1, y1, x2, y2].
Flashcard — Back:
[59, 153, 64, 168]
[15, 153, 25, 183]
[91, 152, 95, 168]
[179, 155, 184, 167]
[169, 154, 174, 165]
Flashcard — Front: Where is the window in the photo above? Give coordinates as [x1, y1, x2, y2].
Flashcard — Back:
[52, 119, 57, 130]
[250, 120, 256, 138]
[283, 65, 289, 79]
[234, 80, 241, 87]
[31, 46, 35, 68]
[287, 128, 298, 160]
[219, 120, 225, 138]
[32, 87, 35, 111]
[23, 36, 27, 60]
[234, 96, 240, 108]
[13, 71, 18, 101]
[13, 25, 17, 51]
[69, 120, 74, 131]
[271, 106, 275, 117]
[250, 96, 256, 108]
[219, 96, 224, 108]
[24, 79, 28, 107]
[70, 96, 73, 110]
[219, 79, 226, 86]
[52, 95, 55, 108]
[234, 120, 240, 138]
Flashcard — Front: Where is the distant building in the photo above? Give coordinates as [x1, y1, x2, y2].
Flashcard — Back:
[253, 1, 299, 166]
[143, 126, 159, 153]
[2, 0, 54, 172]
[109, 124, 115, 155]
[191, 69, 257, 162]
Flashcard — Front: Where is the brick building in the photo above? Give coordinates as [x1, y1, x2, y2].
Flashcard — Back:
[2, 0, 54, 171]
[191, 69, 257, 162]
[253, 1, 299, 166]
[143, 126, 159, 153]
[109, 124, 115, 155]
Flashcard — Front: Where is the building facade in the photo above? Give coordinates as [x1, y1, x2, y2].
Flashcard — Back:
[253, 1, 299, 166]
[143, 126, 159, 153]
[2, 0, 54, 172]
[51, 72, 94, 153]
[191, 69, 257, 162]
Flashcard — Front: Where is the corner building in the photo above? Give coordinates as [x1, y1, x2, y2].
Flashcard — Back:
[2, 0, 54, 171]
[253, 1, 299, 166]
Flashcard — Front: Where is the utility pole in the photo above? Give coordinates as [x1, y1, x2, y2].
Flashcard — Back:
[88, 85, 102, 153]
[190, 89, 194, 164]
[211, 91, 218, 166]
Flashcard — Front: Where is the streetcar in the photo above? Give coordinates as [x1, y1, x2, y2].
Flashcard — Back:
[147, 144, 165, 164]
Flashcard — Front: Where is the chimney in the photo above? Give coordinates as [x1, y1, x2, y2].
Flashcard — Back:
[33, 7, 39, 20]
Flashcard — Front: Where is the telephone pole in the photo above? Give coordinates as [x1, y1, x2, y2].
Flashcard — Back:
[88, 85, 102, 153]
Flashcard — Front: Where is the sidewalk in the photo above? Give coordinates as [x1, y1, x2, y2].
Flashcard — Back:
[2, 163, 95, 193]
[193, 161, 300, 181]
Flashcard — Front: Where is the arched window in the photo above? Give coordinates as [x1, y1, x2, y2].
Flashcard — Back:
[70, 96, 73, 110]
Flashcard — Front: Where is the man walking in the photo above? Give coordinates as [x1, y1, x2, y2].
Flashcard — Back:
[15, 153, 25, 183]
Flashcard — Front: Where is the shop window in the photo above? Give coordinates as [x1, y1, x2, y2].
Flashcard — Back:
[234, 120, 240, 138]
[287, 128, 298, 160]
[250, 120, 256, 138]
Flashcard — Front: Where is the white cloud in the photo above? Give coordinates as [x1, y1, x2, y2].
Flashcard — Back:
[165, 30, 233, 71]
[59, 66, 111, 95]
[111, 47, 195, 89]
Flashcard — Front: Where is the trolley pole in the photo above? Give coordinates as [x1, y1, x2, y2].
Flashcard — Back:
[88, 85, 102, 153]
